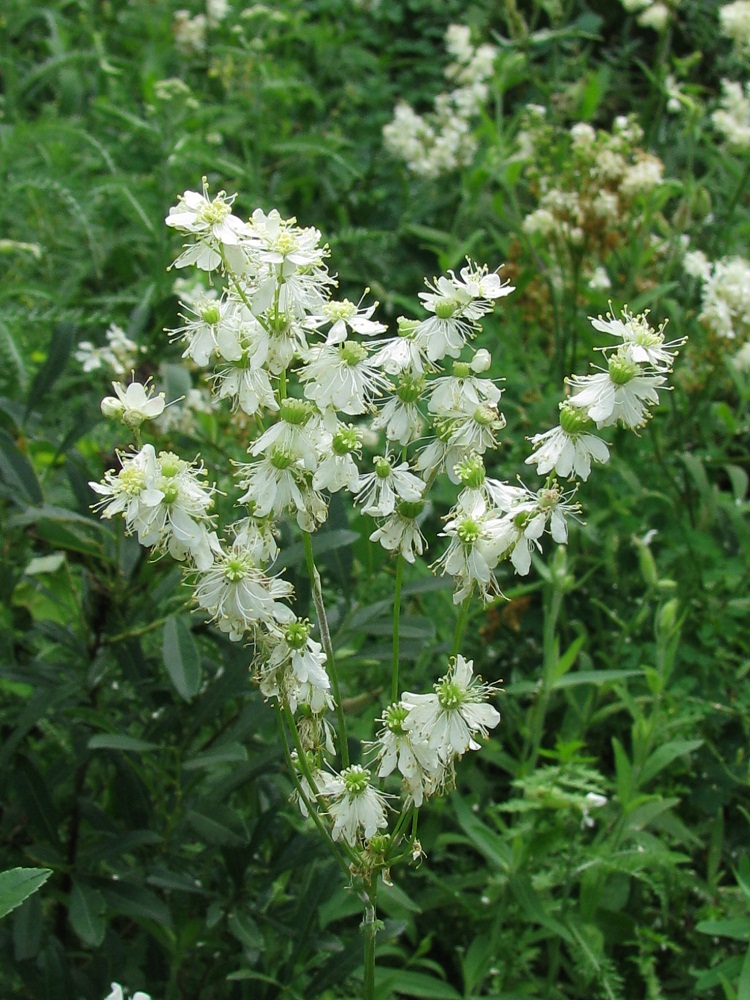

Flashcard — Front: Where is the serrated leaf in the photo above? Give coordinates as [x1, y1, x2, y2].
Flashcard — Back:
[69, 880, 106, 947]
[0, 868, 52, 920]
[162, 615, 202, 700]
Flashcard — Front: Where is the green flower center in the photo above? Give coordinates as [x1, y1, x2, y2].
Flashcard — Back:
[396, 374, 425, 404]
[397, 500, 424, 519]
[200, 303, 221, 325]
[340, 342, 368, 366]
[559, 402, 590, 435]
[457, 517, 481, 544]
[198, 198, 231, 226]
[435, 298, 459, 320]
[285, 619, 310, 649]
[323, 299, 357, 322]
[452, 361, 472, 379]
[473, 404, 498, 427]
[384, 703, 409, 735]
[608, 352, 639, 385]
[161, 482, 179, 505]
[270, 446, 296, 470]
[455, 453, 486, 488]
[120, 467, 146, 496]
[159, 452, 186, 478]
[342, 765, 371, 796]
[437, 679, 464, 710]
[223, 557, 248, 583]
[375, 457, 392, 479]
[279, 398, 313, 426]
[332, 426, 360, 455]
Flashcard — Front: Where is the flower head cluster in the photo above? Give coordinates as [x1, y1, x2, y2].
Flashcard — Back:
[517, 114, 668, 296]
[684, 252, 750, 342]
[565, 308, 683, 430]
[75, 323, 142, 375]
[370, 656, 500, 807]
[712, 80, 750, 150]
[383, 23, 496, 177]
[720, 1, 750, 55]
[619, 0, 679, 31]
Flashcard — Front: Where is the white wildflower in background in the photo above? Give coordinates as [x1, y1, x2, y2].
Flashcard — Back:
[688, 254, 750, 341]
[104, 984, 151, 1000]
[712, 80, 750, 149]
[720, 0, 750, 54]
[383, 23, 496, 177]
[75, 323, 141, 375]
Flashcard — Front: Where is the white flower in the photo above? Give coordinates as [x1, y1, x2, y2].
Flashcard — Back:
[101, 380, 166, 429]
[402, 655, 500, 761]
[373, 701, 441, 807]
[104, 985, 150, 1000]
[720, 0, 750, 53]
[319, 765, 389, 846]
[712, 80, 750, 150]
[311, 424, 363, 494]
[434, 493, 507, 603]
[166, 181, 250, 271]
[355, 453, 425, 517]
[369, 502, 427, 563]
[305, 297, 386, 345]
[300, 340, 390, 415]
[526, 403, 610, 481]
[566, 350, 667, 428]
[591, 308, 685, 370]
[193, 544, 294, 641]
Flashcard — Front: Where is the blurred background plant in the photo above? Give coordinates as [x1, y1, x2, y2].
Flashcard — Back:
[1, 0, 749, 998]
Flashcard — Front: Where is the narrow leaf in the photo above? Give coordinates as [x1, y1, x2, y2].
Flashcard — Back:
[88, 734, 159, 752]
[162, 615, 202, 700]
[69, 880, 106, 947]
[25, 323, 75, 420]
[0, 429, 42, 505]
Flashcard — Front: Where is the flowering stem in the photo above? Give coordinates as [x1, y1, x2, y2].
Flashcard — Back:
[361, 883, 378, 1000]
[524, 573, 565, 771]
[451, 592, 473, 658]
[391, 553, 404, 702]
[277, 706, 356, 876]
[302, 530, 350, 768]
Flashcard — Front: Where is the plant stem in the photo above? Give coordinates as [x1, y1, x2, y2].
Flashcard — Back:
[303, 530, 350, 768]
[451, 591, 473, 658]
[525, 573, 565, 770]
[391, 553, 404, 702]
[361, 883, 379, 1000]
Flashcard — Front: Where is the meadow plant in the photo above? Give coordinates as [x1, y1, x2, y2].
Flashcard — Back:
[91, 180, 684, 997]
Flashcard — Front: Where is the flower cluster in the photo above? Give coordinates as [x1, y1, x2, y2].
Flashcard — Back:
[619, 0, 680, 31]
[720, 0, 750, 55]
[684, 251, 750, 343]
[75, 323, 142, 376]
[92, 180, 683, 876]
[383, 23, 496, 177]
[712, 79, 750, 150]
[518, 113, 668, 294]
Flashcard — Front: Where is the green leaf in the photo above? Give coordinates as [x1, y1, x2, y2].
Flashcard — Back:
[183, 743, 249, 770]
[453, 794, 511, 870]
[387, 969, 463, 999]
[162, 615, 202, 701]
[69, 879, 106, 947]
[553, 669, 641, 690]
[0, 429, 43, 506]
[552, 633, 585, 681]
[639, 739, 702, 786]
[697, 919, 750, 942]
[25, 322, 75, 420]
[273, 529, 360, 570]
[88, 734, 160, 752]
[0, 868, 52, 920]
[186, 808, 249, 847]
